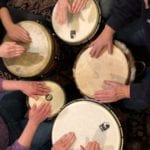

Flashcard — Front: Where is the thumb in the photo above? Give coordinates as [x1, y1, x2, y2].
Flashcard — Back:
[104, 80, 119, 88]
[31, 104, 37, 110]
[80, 145, 85, 150]
[68, 3, 72, 12]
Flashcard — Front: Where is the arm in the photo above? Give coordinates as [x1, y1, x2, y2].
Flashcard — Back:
[0, 7, 31, 43]
[1, 80, 50, 99]
[52, 132, 76, 150]
[7, 103, 51, 150]
[89, 0, 142, 58]
[93, 81, 130, 103]
[130, 79, 150, 100]
[55, 0, 88, 24]
[107, 0, 142, 31]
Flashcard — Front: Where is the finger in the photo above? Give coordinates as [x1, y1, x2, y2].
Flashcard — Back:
[67, 3, 72, 13]
[5, 42, 16, 45]
[39, 103, 51, 114]
[31, 104, 37, 110]
[95, 46, 104, 58]
[95, 142, 100, 150]
[86, 142, 93, 150]
[74, 0, 86, 13]
[80, 145, 85, 150]
[63, 132, 76, 149]
[104, 80, 118, 87]
[89, 46, 97, 57]
[108, 42, 113, 54]
[30, 95, 39, 100]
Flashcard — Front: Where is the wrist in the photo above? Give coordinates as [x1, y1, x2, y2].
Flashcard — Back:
[104, 25, 115, 36]
[122, 85, 130, 98]
[27, 120, 39, 129]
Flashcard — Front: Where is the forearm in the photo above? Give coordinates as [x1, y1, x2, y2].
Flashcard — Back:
[1, 80, 25, 91]
[130, 79, 150, 99]
[122, 85, 130, 99]
[0, 7, 14, 31]
[107, 0, 141, 31]
[17, 120, 39, 149]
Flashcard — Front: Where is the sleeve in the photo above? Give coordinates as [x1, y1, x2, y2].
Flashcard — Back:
[0, 0, 7, 8]
[0, 78, 3, 90]
[106, 0, 142, 31]
[7, 141, 29, 150]
[130, 79, 150, 100]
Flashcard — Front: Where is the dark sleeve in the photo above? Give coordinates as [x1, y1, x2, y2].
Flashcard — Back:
[7, 141, 29, 150]
[130, 79, 150, 99]
[143, 8, 150, 51]
[0, 1, 7, 8]
[106, 0, 142, 31]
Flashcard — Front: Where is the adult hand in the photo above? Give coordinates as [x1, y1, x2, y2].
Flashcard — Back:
[28, 103, 51, 126]
[55, 0, 71, 24]
[7, 23, 31, 43]
[20, 81, 51, 99]
[89, 25, 115, 58]
[93, 80, 130, 103]
[0, 42, 25, 58]
[80, 141, 100, 150]
[52, 132, 76, 150]
[72, 0, 88, 13]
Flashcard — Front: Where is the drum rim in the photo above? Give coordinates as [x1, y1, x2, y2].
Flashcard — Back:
[2, 20, 54, 78]
[73, 41, 136, 97]
[27, 80, 66, 120]
[51, 0, 101, 45]
[52, 99, 124, 149]
[114, 40, 136, 83]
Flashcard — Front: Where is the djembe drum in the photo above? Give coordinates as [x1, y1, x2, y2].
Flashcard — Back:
[2, 21, 59, 78]
[52, 99, 123, 149]
[52, 0, 101, 45]
[73, 41, 136, 97]
[28, 81, 65, 119]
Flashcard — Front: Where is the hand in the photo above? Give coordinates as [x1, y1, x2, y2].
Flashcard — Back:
[144, 0, 150, 9]
[28, 103, 51, 126]
[72, 0, 88, 13]
[80, 141, 100, 150]
[52, 132, 76, 150]
[20, 81, 51, 99]
[89, 25, 115, 58]
[7, 23, 31, 43]
[0, 42, 25, 58]
[55, 0, 71, 24]
[93, 81, 130, 103]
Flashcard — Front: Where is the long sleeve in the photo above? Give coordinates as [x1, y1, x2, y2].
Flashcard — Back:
[0, 0, 7, 8]
[7, 141, 29, 150]
[130, 79, 150, 101]
[107, 0, 142, 31]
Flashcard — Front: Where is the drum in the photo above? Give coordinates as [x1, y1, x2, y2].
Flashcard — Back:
[2, 21, 59, 78]
[52, 99, 123, 149]
[52, 0, 101, 45]
[28, 81, 65, 119]
[73, 41, 136, 97]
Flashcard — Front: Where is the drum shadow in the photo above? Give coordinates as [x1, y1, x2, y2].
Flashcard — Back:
[4, 51, 44, 67]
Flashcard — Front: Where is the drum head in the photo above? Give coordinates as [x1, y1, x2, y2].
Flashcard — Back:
[3, 21, 53, 77]
[52, 0, 101, 45]
[52, 100, 123, 150]
[28, 81, 65, 119]
[73, 46, 129, 97]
